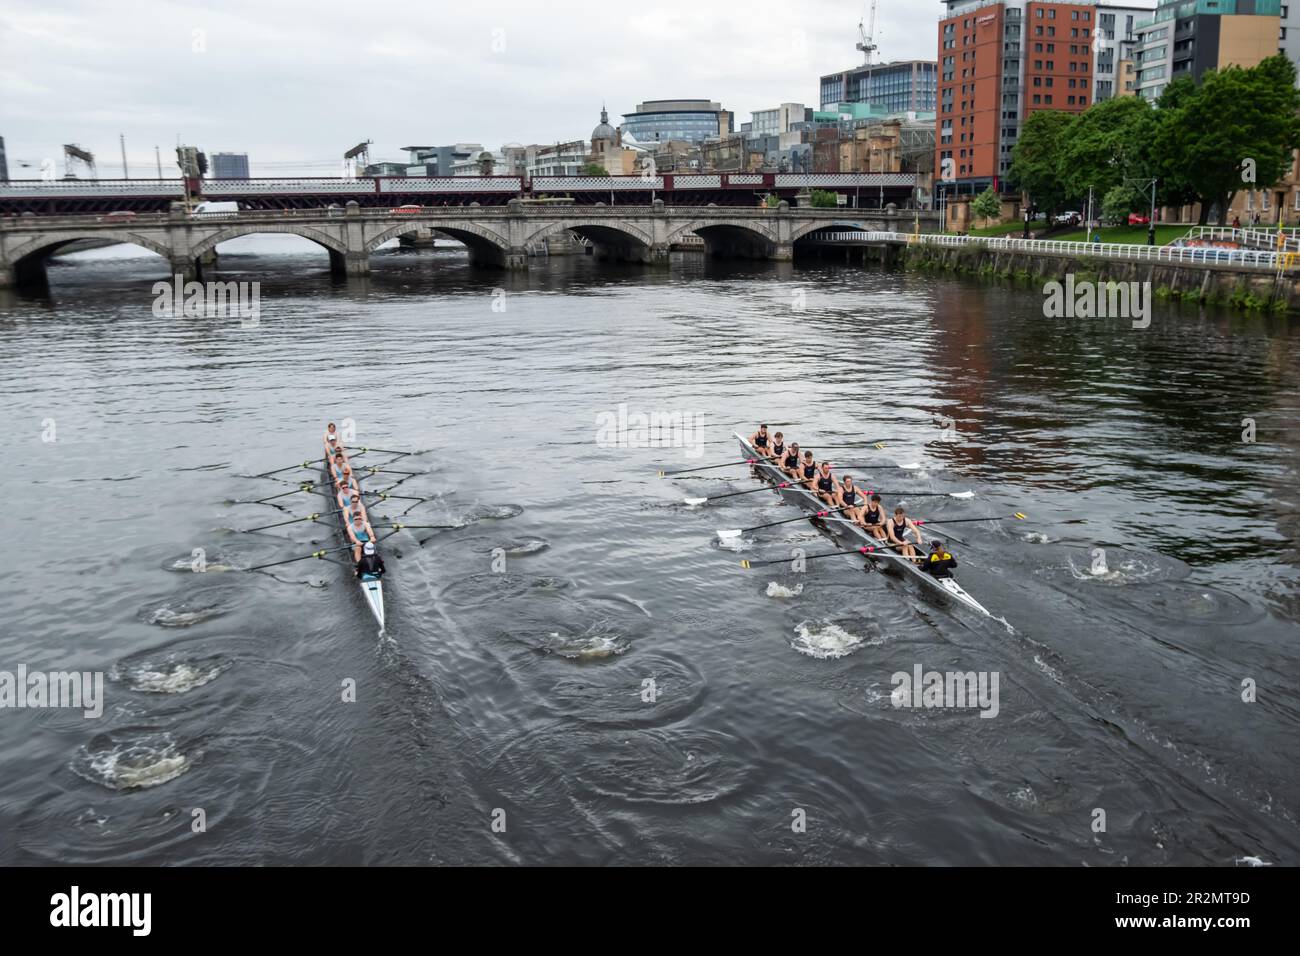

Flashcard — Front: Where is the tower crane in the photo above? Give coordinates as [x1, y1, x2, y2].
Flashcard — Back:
[855, 0, 879, 66]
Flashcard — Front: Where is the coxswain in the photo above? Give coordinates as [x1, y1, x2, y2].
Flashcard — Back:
[356, 541, 385, 580]
[886, 506, 922, 561]
[924, 540, 957, 579]
[749, 424, 771, 456]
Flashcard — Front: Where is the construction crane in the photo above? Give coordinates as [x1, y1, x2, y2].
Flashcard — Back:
[62, 143, 97, 180]
[343, 140, 373, 177]
[856, 0, 879, 66]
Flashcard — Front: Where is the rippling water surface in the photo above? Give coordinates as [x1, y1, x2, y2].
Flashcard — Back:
[2, 236, 1297, 865]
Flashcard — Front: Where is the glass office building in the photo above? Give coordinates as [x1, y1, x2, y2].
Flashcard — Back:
[621, 100, 734, 144]
[819, 60, 938, 113]
[211, 152, 251, 179]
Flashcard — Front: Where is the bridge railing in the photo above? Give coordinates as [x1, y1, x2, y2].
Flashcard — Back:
[1, 206, 937, 229]
[877, 231, 1290, 271]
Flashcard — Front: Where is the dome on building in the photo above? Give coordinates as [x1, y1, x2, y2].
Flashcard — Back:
[591, 104, 617, 144]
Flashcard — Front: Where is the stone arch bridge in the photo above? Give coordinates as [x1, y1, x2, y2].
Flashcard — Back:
[0, 200, 938, 287]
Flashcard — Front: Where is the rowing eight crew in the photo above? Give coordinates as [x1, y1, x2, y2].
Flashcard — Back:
[748, 424, 958, 579]
[324, 422, 386, 581]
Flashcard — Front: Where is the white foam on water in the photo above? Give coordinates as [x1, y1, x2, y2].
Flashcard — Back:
[790, 620, 878, 659]
[765, 581, 804, 599]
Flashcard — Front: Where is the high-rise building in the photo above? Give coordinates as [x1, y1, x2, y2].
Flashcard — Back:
[1131, 0, 1282, 101]
[936, 1, 1177, 191]
[211, 152, 250, 179]
[819, 60, 939, 113]
[0, 136, 7, 182]
[621, 100, 734, 144]
[1092, 3, 1158, 100]
[1283, 4, 1300, 81]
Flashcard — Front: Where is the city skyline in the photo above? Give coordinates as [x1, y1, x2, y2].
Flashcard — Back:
[0, 0, 942, 177]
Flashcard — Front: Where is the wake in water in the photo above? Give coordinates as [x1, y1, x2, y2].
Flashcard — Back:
[71, 731, 194, 791]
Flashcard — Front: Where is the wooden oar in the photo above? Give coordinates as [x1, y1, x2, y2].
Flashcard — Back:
[739, 545, 916, 569]
[917, 513, 1026, 526]
[245, 544, 354, 572]
[684, 478, 814, 506]
[659, 456, 775, 478]
[245, 480, 330, 504]
[716, 507, 854, 540]
[239, 508, 347, 533]
[820, 516, 968, 547]
[868, 489, 976, 499]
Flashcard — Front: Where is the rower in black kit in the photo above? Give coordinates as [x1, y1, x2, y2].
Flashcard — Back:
[924, 541, 957, 579]
[356, 541, 386, 580]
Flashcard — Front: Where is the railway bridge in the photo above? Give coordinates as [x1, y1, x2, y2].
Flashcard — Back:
[0, 201, 938, 287]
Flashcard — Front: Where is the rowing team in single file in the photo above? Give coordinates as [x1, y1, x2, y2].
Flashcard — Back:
[748, 423, 957, 578]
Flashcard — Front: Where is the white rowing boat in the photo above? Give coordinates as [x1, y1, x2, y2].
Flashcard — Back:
[732, 432, 992, 617]
[322, 453, 386, 630]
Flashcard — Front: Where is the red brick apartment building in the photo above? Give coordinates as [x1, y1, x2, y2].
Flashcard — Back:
[937, 0, 1098, 194]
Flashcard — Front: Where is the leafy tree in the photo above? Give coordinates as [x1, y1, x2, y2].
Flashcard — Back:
[1101, 184, 1142, 224]
[581, 162, 609, 176]
[1153, 55, 1300, 224]
[1056, 96, 1157, 204]
[1008, 110, 1077, 216]
[810, 189, 840, 207]
[970, 186, 1002, 225]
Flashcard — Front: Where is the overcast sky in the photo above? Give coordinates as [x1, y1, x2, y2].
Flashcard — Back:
[1, 0, 941, 177]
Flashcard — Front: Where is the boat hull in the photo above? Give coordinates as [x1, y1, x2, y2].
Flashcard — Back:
[734, 433, 990, 617]
[323, 455, 387, 630]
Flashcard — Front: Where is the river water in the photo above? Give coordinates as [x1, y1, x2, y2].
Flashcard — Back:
[1, 235, 1297, 865]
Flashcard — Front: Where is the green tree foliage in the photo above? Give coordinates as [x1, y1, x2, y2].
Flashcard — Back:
[1153, 55, 1300, 224]
[1101, 184, 1142, 224]
[970, 186, 1002, 224]
[810, 189, 840, 208]
[1008, 110, 1076, 215]
[1056, 96, 1157, 202]
[581, 162, 609, 176]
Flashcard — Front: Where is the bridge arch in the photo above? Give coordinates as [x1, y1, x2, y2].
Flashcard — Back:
[188, 224, 349, 260]
[364, 219, 511, 253]
[523, 219, 657, 262]
[789, 220, 875, 243]
[524, 219, 654, 249]
[664, 219, 779, 259]
[5, 230, 173, 266]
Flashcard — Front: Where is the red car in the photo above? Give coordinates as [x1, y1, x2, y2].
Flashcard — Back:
[1127, 213, 1150, 225]
[391, 205, 423, 214]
